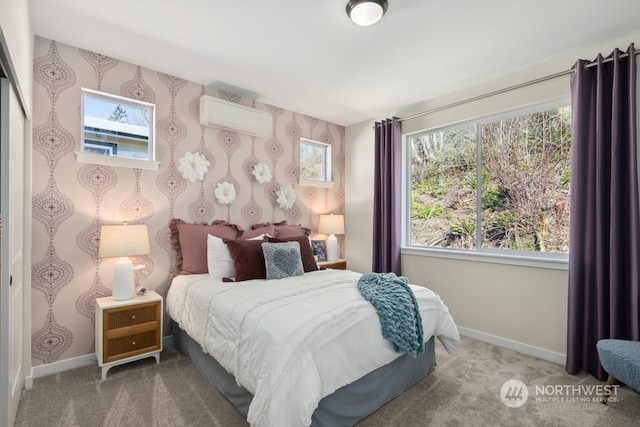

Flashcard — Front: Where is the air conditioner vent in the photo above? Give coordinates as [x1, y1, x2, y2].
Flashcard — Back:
[199, 95, 273, 137]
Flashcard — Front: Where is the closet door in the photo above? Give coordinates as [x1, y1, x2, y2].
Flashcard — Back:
[0, 76, 25, 427]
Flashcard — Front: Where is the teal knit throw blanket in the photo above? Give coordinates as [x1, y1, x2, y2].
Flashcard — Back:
[357, 272, 424, 357]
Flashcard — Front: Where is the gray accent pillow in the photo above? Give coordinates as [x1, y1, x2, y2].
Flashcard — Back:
[262, 241, 304, 280]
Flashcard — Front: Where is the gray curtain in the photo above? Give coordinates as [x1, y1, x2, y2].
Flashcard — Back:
[566, 44, 640, 380]
[373, 117, 401, 274]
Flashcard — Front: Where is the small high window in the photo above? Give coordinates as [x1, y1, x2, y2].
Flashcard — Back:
[77, 88, 159, 170]
[299, 138, 332, 187]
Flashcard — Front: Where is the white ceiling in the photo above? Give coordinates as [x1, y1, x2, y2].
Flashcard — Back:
[30, 0, 640, 127]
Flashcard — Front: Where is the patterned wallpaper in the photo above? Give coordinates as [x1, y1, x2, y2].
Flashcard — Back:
[31, 37, 345, 366]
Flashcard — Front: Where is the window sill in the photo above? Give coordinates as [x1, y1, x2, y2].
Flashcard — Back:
[76, 151, 160, 171]
[401, 246, 568, 271]
[299, 179, 333, 189]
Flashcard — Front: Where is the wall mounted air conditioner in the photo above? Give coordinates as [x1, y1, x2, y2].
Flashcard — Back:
[199, 95, 273, 137]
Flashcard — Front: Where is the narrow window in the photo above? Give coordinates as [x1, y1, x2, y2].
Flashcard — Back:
[300, 138, 332, 187]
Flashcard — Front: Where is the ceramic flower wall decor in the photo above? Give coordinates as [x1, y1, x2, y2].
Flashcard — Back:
[178, 152, 210, 182]
[276, 185, 296, 210]
[215, 181, 236, 205]
[252, 162, 272, 184]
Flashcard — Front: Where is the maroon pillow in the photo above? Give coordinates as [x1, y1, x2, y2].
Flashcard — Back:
[274, 224, 311, 238]
[169, 219, 185, 270]
[225, 239, 267, 281]
[253, 220, 311, 238]
[170, 219, 240, 274]
[268, 236, 318, 272]
[239, 224, 275, 239]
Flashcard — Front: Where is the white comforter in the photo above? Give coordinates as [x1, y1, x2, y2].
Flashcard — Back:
[166, 269, 459, 427]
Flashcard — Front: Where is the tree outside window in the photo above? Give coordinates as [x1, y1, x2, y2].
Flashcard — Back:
[300, 138, 332, 185]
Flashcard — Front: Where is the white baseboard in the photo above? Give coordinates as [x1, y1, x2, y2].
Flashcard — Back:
[30, 335, 175, 380]
[32, 353, 97, 379]
[24, 368, 33, 390]
[457, 326, 566, 366]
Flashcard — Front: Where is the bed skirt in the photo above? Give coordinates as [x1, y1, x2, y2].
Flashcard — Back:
[172, 321, 436, 426]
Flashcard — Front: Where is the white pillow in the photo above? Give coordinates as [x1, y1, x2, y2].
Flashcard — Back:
[207, 234, 234, 280]
[207, 233, 265, 280]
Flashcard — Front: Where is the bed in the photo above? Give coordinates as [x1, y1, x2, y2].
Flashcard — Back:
[166, 269, 459, 427]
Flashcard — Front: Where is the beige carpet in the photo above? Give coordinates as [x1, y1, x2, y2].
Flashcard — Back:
[15, 336, 640, 426]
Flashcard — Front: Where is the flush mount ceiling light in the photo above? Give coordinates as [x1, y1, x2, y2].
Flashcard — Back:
[346, 0, 388, 26]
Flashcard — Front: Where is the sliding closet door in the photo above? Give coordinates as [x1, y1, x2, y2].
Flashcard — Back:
[0, 76, 25, 427]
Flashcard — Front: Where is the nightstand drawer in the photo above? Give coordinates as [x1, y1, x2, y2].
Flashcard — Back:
[105, 302, 159, 330]
[104, 329, 160, 363]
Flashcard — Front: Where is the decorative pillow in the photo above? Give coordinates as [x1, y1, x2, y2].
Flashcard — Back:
[225, 239, 268, 281]
[170, 219, 240, 274]
[169, 218, 185, 270]
[252, 220, 311, 238]
[239, 224, 275, 239]
[275, 224, 311, 238]
[207, 233, 266, 280]
[268, 235, 318, 272]
[207, 235, 235, 280]
[262, 241, 304, 280]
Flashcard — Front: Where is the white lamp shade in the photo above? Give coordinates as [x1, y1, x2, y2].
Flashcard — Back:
[99, 224, 150, 258]
[318, 214, 345, 235]
[100, 223, 150, 300]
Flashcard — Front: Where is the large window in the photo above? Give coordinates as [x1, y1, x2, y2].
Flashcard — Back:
[406, 104, 571, 258]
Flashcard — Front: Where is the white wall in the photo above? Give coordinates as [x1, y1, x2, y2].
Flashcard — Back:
[345, 120, 376, 274]
[344, 33, 640, 363]
[0, 0, 33, 116]
[402, 255, 568, 361]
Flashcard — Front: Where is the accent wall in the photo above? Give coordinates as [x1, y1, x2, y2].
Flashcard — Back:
[31, 37, 345, 366]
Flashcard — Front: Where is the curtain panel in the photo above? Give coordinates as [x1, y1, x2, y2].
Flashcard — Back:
[372, 117, 402, 274]
[566, 44, 640, 380]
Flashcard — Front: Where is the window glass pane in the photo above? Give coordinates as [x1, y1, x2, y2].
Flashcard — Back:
[480, 107, 571, 253]
[409, 125, 477, 249]
[407, 104, 571, 257]
[81, 89, 154, 162]
[300, 139, 331, 182]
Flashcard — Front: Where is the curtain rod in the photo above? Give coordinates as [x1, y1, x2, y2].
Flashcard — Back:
[399, 48, 640, 123]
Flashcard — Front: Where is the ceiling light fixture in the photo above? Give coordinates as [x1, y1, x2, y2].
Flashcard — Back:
[346, 0, 388, 26]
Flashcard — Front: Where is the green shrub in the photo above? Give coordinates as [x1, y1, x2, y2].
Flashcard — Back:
[412, 202, 444, 220]
[482, 188, 507, 210]
[449, 219, 475, 237]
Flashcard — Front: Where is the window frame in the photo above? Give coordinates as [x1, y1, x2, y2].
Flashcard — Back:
[77, 88, 159, 170]
[401, 98, 571, 270]
[299, 137, 333, 188]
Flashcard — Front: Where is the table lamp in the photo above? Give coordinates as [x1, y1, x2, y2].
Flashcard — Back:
[319, 214, 344, 261]
[99, 223, 150, 300]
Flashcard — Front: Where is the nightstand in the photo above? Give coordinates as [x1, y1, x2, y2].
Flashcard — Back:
[95, 290, 163, 379]
[317, 259, 347, 270]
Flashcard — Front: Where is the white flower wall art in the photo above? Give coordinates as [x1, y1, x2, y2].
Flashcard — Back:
[252, 162, 272, 184]
[178, 152, 210, 182]
[276, 185, 296, 210]
[215, 181, 237, 205]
